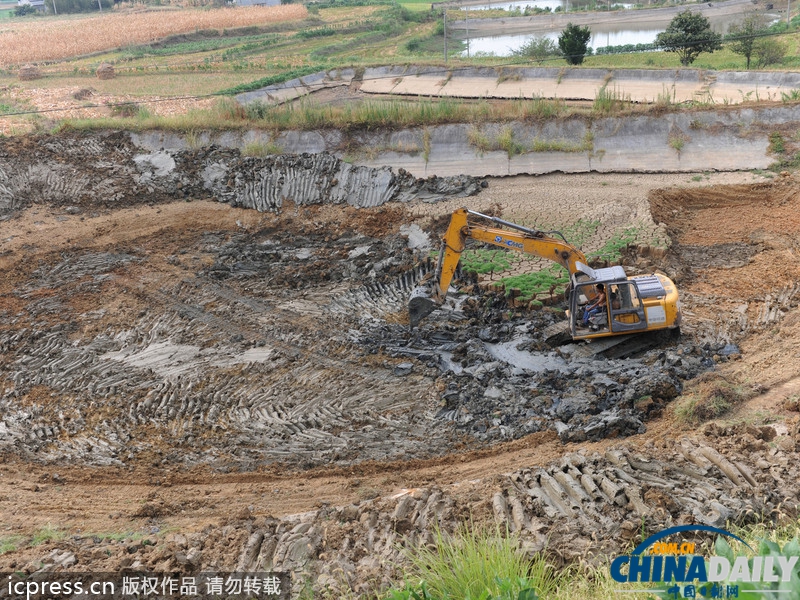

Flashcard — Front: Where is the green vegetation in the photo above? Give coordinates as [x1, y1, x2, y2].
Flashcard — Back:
[512, 36, 561, 64]
[242, 139, 282, 156]
[43, 0, 111, 13]
[655, 9, 723, 66]
[379, 516, 800, 600]
[500, 265, 570, 302]
[60, 95, 574, 135]
[118, 33, 282, 62]
[460, 248, 513, 275]
[672, 372, 754, 423]
[668, 133, 685, 155]
[456, 219, 646, 304]
[465, 123, 589, 157]
[686, 532, 800, 600]
[221, 65, 331, 96]
[558, 23, 591, 65]
[588, 226, 640, 262]
[497, 127, 526, 158]
[5, 0, 800, 140]
[726, 12, 771, 70]
[753, 36, 788, 68]
[31, 524, 66, 546]
[12, 4, 35, 15]
[387, 524, 548, 600]
[0, 535, 24, 555]
[593, 85, 628, 114]
[769, 131, 786, 154]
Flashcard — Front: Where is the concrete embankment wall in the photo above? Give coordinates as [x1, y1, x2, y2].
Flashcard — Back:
[130, 103, 800, 178]
[236, 65, 800, 105]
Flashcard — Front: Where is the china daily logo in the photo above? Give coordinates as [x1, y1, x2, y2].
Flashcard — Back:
[610, 525, 800, 598]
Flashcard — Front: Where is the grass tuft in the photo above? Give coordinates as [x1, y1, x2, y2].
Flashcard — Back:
[593, 85, 629, 115]
[242, 139, 282, 157]
[31, 524, 66, 546]
[391, 523, 551, 599]
[0, 535, 24, 555]
[673, 372, 755, 423]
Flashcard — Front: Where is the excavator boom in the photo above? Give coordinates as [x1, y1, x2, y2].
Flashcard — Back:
[408, 207, 682, 344]
[409, 208, 587, 327]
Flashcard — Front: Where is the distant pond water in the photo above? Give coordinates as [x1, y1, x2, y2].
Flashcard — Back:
[462, 28, 663, 55]
[456, 2, 780, 56]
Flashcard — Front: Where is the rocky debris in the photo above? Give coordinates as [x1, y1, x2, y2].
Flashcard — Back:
[0, 213, 717, 470]
[356, 286, 714, 445]
[0, 133, 482, 214]
[8, 429, 800, 596]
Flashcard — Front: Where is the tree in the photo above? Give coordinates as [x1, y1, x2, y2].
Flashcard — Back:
[655, 9, 722, 66]
[513, 36, 561, 64]
[753, 37, 787, 68]
[726, 12, 770, 69]
[558, 23, 591, 65]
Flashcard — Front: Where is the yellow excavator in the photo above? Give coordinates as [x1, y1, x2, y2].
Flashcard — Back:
[409, 208, 681, 343]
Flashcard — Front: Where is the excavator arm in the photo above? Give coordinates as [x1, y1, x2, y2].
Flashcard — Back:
[409, 208, 588, 326]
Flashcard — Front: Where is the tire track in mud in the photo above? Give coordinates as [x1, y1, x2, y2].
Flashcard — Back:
[0, 267, 446, 468]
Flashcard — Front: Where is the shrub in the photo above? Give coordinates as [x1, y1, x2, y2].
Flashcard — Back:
[513, 36, 561, 63]
[13, 4, 36, 16]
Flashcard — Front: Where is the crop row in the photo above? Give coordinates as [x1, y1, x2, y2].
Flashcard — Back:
[0, 4, 307, 67]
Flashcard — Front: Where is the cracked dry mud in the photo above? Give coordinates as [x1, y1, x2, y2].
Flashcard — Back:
[1, 133, 800, 596]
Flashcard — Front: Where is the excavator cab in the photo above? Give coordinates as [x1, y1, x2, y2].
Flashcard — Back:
[569, 262, 675, 340]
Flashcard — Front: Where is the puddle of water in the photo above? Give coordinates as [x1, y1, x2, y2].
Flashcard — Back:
[438, 340, 567, 374]
[484, 340, 569, 372]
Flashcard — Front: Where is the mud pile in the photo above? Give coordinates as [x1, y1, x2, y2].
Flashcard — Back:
[6, 426, 798, 598]
[355, 285, 720, 444]
[0, 221, 719, 468]
[0, 132, 481, 215]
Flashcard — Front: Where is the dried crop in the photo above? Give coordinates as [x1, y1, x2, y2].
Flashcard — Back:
[0, 5, 307, 67]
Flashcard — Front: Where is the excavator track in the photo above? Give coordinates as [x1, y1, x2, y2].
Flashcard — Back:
[565, 329, 679, 359]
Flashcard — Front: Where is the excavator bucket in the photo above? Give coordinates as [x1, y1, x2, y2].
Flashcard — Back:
[408, 285, 439, 328]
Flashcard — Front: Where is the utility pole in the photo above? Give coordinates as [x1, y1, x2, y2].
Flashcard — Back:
[466, 4, 469, 58]
[443, 8, 447, 63]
